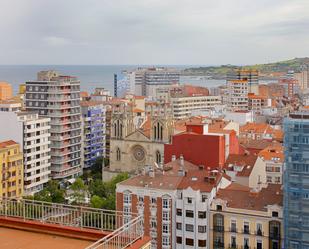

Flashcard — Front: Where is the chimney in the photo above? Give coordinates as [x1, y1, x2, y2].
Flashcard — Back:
[172, 155, 176, 161]
[180, 155, 184, 166]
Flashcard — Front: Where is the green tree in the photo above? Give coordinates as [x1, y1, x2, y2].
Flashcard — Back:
[69, 178, 87, 204]
[33, 180, 65, 203]
[90, 195, 105, 209]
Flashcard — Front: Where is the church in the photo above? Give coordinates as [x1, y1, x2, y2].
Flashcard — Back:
[109, 102, 174, 173]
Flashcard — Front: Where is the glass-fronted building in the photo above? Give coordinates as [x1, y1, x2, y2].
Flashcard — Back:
[284, 112, 309, 249]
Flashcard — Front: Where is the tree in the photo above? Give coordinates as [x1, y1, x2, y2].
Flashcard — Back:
[69, 178, 88, 204]
[90, 195, 105, 209]
[33, 180, 65, 203]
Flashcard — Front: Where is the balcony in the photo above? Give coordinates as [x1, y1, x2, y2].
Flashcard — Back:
[213, 225, 224, 232]
[213, 241, 224, 249]
[241, 228, 250, 234]
[255, 229, 264, 236]
[228, 244, 239, 249]
[229, 227, 238, 233]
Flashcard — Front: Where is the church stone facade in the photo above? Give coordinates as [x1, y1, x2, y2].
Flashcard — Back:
[109, 103, 173, 173]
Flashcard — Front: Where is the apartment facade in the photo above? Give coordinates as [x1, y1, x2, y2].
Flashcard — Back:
[259, 143, 283, 184]
[0, 140, 24, 198]
[171, 95, 222, 119]
[227, 69, 259, 95]
[283, 112, 309, 249]
[116, 158, 231, 249]
[25, 71, 82, 179]
[210, 184, 283, 249]
[227, 80, 249, 111]
[0, 111, 51, 195]
[0, 81, 13, 100]
[81, 101, 106, 168]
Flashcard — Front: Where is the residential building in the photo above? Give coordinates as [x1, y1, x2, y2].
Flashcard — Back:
[227, 69, 259, 95]
[295, 65, 309, 90]
[116, 157, 231, 249]
[248, 93, 268, 112]
[210, 183, 283, 249]
[0, 140, 24, 198]
[224, 154, 267, 190]
[116, 67, 180, 97]
[0, 82, 13, 100]
[226, 80, 249, 111]
[0, 99, 22, 112]
[0, 111, 51, 195]
[81, 101, 106, 168]
[279, 78, 299, 97]
[25, 71, 82, 179]
[259, 143, 284, 184]
[239, 123, 284, 143]
[283, 112, 309, 248]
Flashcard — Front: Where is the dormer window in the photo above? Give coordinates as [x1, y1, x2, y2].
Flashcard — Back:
[272, 211, 279, 217]
[217, 205, 222, 211]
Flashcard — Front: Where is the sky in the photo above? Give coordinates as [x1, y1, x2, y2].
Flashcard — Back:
[0, 0, 308, 65]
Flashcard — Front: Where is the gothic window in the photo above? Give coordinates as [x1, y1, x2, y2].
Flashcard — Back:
[116, 148, 121, 161]
[156, 151, 161, 164]
[153, 122, 163, 141]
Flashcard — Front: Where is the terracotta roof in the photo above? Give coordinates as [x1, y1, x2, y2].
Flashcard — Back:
[216, 183, 283, 211]
[133, 108, 144, 113]
[119, 159, 227, 192]
[225, 154, 258, 177]
[259, 142, 284, 163]
[80, 101, 103, 107]
[80, 91, 89, 98]
[0, 140, 18, 149]
[241, 139, 272, 150]
[134, 96, 146, 100]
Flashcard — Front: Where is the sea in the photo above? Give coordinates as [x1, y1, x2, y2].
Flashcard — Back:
[0, 65, 226, 95]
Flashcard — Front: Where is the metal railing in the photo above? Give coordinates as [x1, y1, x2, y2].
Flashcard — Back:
[0, 198, 137, 232]
[85, 215, 144, 249]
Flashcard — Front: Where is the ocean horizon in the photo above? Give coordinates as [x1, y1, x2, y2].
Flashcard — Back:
[0, 65, 224, 94]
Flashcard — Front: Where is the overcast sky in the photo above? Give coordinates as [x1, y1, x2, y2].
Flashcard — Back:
[0, 0, 308, 65]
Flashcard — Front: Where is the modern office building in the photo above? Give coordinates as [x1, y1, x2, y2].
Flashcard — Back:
[81, 101, 106, 168]
[227, 69, 259, 95]
[284, 112, 309, 249]
[25, 71, 82, 179]
[0, 140, 24, 198]
[0, 111, 51, 195]
[0, 82, 13, 100]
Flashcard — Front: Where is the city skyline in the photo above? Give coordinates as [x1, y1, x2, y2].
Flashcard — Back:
[0, 0, 308, 65]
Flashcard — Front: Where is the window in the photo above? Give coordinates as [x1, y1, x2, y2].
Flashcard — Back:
[162, 224, 169, 234]
[176, 222, 182, 230]
[187, 197, 192, 204]
[116, 148, 121, 161]
[198, 225, 207, 233]
[162, 236, 170, 246]
[257, 240, 262, 249]
[272, 211, 279, 217]
[186, 238, 194, 246]
[256, 223, 263, 236]
[217, 205, 222, 211]
[243, 222, 250, 234]
[186, 224, 194, 232]
[138, 196, 144, 202]
[163, 198, 170, 209]
[202, 194, 207, 202]
[198, 240, 206, 247]
[176, 209, 182, 216]
[244, 238, 249, 249]
[176, 237, 182, 244]
[231, 220, 237, 232]
[124, 193, 131, 204]
[231, 236, 236, 248]
[162, 211, 169, 221]
[151, 197, 156, 204]
[198, 211, 206, 219]
[186, 210, 194, 218]
[151, 220, 157, 229]
[156, 151, 161, 164]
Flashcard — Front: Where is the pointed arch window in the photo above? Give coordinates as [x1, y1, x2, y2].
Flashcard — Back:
[156, 151, 161, 164]
[116, 148, 121, 161]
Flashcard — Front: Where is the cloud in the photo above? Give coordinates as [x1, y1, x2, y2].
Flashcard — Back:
[0, 0, 308, 65]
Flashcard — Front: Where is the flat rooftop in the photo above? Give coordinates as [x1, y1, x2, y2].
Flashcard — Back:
[0, 227, 92, 249]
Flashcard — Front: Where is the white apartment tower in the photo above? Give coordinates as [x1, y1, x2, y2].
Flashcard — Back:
[0, 111, 51, 195]
[25, 71, 82, 179]
[227, 79, 249, 111]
